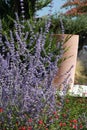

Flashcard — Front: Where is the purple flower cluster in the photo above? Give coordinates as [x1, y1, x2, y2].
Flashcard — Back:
[0, 11, 63, 120]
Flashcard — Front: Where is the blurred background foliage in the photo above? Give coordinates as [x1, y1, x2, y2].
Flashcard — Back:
[50, 14, 87, 51]
[61, 0, 87, 17]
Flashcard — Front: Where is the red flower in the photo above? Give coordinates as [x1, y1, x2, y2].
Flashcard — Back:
[54, 115, 59, 119]
[59, 122, 63, 127]
[18, 126, 26, 130]
[70, 123, 72, 127]
[45, 128, 48, 130]
[59, 122, 66, 127]
[38, 120, 43, 125]
[53, 111, 57, 115]
[16, 121, 19, 126]
[0, 108, 3, 113]
[27, 126, 32, 130]
[70, 120, 72, 123]
[62, 113, 67, 117]
[79, 124, 83, 129]
[63, 122, 66, 126]
[72, 119, 77, 124]
[28, 118, 32, 123]
[73, 124, 77, 129]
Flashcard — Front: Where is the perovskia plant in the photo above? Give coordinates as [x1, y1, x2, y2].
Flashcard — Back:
[0, 0, 65, 128]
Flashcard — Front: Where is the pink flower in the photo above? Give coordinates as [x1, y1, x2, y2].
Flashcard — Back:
[73, 124, 77, 129]
[54, 115, 59, 119]
[53, 111, 57, 115]
[0, 108, 3, 113]
[59, 122, 63, 127]
[63, 122, 66, 126]
[18, 126, 26, 130]
[72, 119, 77, 124]
[79, 124, 83, 129]
[28, 118, 32, 123]
[38, 120, 44, 125]
[28, 126, 32, 130]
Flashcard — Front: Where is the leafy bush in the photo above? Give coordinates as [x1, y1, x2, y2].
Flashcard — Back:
[51, 14, 87, 50]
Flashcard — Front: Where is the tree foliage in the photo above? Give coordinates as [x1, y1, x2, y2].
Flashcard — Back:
[61, 0, 87, 16]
